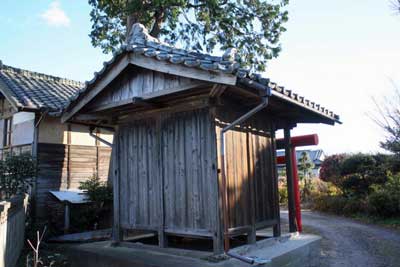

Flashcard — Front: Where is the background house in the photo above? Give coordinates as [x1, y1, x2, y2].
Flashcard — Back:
[277, 149, 325, 177]
[0, 62, 113, 218]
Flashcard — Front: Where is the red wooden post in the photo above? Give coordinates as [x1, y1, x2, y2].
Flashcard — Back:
[276, 134, 319, 233]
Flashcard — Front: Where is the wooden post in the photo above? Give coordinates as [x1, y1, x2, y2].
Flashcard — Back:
[271, 124, 281, 237]
[247, 131, 256, 244]
[112, 127, 123, 243]
[156, 116, 167, 248]
[64, 201, 70, 234]
[284, 127, 297, 233]
[67, 124, 71, 189]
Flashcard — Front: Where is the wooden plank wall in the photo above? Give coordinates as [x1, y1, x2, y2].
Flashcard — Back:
[0, 195, 28, 267]
[161, 109, 218, 235]
[36, 143, 112, 218]
[86, 68, 197, 110]
[117, 108, 219, 237]
[215, 109, 278, 230]
[118, 120, 160, 230]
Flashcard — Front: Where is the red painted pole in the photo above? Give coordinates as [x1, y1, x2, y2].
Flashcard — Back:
[276, 134, 319, 233]
[291, 149, 302, 232]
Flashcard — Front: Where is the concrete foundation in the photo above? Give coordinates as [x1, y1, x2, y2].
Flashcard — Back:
[65, 233, 321, 267]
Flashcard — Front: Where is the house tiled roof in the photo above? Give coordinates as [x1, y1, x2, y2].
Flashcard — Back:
[64, 23, 340, 123]
[0, 62, 83, 115]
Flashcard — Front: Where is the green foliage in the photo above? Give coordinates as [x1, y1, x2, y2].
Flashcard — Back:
[88, 0, 289, 71]
[340, 154, 389, 196]
[312, 166, 400, 219]
[298, 151, 314, 180]
[279, 185, 288, 204]
[320, 153, 390, 196]
[0, 154, 36, 200]
[319, 154, 346, 187]
[76, 175, 113, 231]
[368, 173, 400, 217]
[298, 151, 314, 201]
[79, 175, 113, 205]
[312, 195, 348, 215]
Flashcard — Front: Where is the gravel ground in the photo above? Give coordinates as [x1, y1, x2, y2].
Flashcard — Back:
[281, 210, 400, 267]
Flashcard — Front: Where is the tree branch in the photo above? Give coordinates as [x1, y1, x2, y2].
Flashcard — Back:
[149, 9, 165, 37]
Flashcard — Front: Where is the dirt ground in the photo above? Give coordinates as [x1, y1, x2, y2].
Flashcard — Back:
[281, 210, 400, 267]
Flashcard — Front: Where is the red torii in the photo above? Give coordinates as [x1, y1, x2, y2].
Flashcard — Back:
[276, 134, 319, 232]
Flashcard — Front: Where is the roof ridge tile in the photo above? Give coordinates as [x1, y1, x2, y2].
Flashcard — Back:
[0, 63, 83, 88]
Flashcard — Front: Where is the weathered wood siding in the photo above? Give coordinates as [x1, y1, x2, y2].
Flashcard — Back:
[117, 108, 219, 236]
[86, 68, 199, 111]
[36, 143, 112, 218]
[215, 109, 279, 230]
[0, 195, 28, 267]
[162, 109, 218, 234]
[118, 120, 159, 229]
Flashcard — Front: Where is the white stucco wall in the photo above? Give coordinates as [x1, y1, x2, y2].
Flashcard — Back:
[38, 117, 113, 145]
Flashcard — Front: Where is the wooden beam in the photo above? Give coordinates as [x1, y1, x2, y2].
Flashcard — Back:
[117, 95, 211, 124]
[87, 97, 155, 113]
[141, 81, 209, 100]
[255, 219, 280, 230]
[284, 127, 297, 233]
[163, 228, 214, 238]
[209, 84, 227, 98]
[227, 225, 252, 237]
[129, 53, 237, 86]
[62, 55, 130, 123]
[73, 114, 112, 122]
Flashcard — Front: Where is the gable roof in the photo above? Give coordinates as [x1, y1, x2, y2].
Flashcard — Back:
[0, 62, 83, 116]
[62, 24, 341, 124]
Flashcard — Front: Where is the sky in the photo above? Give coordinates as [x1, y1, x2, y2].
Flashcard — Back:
[0, 0, 400, 155]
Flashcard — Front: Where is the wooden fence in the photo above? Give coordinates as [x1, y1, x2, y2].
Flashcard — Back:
[0, 194, 28, 267]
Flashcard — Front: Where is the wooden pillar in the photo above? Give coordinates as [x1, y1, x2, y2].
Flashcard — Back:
[247, 131, 257, 244]
[271, 125, 281, 237]
[156, 116, 167, 248]
[67, 124, 71, 189]
[284, 127, 297, 233]
[112, 127, 123, 243]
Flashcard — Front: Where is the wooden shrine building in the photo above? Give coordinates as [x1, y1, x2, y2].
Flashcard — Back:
[61, 24, 340, 254]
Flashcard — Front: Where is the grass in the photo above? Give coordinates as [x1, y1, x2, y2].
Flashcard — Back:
[348, 214, 400, 230]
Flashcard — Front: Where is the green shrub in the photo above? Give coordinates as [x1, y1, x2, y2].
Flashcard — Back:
[312, 195, 347, 214]
[75, 175, 113, 231]
[319, 154, 347, 187]
[79, 175, 112, 205]
[0, 154, 36, 200]
[367, 173, 400, 217]
[368, 190, 399, 217]
[279, 186, 288, 204]
[343, 197, 367, 216]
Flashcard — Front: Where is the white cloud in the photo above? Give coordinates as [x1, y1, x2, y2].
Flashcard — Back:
[41, 1, 70, 27]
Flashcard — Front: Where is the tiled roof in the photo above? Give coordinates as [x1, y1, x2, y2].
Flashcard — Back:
[65, 24, 340, 123]
[0, 62, 83, 115]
